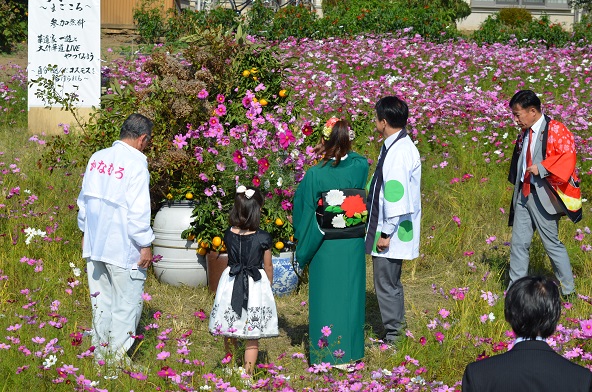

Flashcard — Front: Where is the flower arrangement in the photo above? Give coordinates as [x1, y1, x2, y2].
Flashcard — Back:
[320, 189, 368, 229]
[164, 38, 320, 255]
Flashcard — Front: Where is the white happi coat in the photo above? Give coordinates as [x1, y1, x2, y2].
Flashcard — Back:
[371, 131, 421, 260]
[77, 140, 154, 269]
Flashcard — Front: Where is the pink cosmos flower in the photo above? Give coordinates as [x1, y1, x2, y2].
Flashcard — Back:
[197, 89, 208, 99]
[434, 332, 445, 343]
[157, 366, 176, 378]
[157, 351, 171, 360]
[580, 319, 592, 337]
[216, 94, 225, 103]
[194, 310, 207, 321]
[277, 130, 295, 148]
[214, 104, 227, 116]
[438, 308, 450, 319]
[257, 158, 270, 174]
[452, 216, 461, 227]
[321, 326, 332, 337]
[172, 134, 187, 149]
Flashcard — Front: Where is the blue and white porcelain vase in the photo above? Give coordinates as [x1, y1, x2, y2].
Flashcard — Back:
[271, 252, 300, 296]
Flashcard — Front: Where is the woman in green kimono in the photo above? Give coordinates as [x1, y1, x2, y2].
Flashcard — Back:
[293, 118, 369, 365]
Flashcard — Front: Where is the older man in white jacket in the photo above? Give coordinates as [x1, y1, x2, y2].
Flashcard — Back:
[77, 113, 154, 365]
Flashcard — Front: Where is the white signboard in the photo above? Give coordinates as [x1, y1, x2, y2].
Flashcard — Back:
[28, 0, 101, 109]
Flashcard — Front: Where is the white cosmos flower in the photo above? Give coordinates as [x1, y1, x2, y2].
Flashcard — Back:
[488, 312, 495, 321]
[43, 354, 57, 368]
[331, 214, 347, 229]
[276, 177, 283, 187]
[325, 190, 345, 206]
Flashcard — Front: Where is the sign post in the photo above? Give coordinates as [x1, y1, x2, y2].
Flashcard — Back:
[28, 0, 101, 134]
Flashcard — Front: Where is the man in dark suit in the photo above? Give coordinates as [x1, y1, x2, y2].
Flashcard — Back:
[462, 276, 592, 392]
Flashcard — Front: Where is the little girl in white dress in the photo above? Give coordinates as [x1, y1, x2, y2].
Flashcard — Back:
[209, 186, 279, 374]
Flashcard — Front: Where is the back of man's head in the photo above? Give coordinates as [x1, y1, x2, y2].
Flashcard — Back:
[120, 113, 153, 141]
[504, 276, 561, 340]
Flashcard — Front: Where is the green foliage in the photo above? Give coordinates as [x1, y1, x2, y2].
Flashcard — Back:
[0, 0, 27, 53]
[244, 0, 276, 37]
[244, 1, 321, 42]
[473, 13, 570, 47]
[498, 7, 533, 28]
[571, 14, 592, 44]
[318, 1, 461, 42]
[133, 0, 166, 44]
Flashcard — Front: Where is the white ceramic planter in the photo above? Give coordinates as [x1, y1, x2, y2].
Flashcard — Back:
[152, 201, 207, 287]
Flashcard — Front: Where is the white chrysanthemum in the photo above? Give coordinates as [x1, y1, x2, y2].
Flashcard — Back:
[325, 190, 345, 206]
[331, 214, 346, 229]
[277, 177, 283, 187]
[72, 268, 81, 277]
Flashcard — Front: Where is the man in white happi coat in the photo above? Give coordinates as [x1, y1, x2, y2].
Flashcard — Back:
[77, 113, 154, 364]
[365, 96, 421, 344]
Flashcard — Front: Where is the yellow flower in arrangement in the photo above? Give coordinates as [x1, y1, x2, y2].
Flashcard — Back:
[242, 70, 251, 77]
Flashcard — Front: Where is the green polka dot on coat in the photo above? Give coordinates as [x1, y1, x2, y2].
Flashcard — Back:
[397, 220, 414, 242]
[384, 180, 404, 202]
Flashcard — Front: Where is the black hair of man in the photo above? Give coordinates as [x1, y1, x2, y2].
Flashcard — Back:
[504, 275, 561, 340]
[120, 113, 154, 140]
[375, 96, 409, 129]
[509, 90, 542, 112]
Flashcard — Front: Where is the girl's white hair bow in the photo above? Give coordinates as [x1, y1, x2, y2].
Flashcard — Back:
[236, 185, 255, 199]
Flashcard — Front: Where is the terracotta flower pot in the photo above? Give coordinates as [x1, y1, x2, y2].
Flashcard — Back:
[206, 251, 228, 293]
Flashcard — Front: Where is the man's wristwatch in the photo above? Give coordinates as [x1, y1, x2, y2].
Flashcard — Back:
[380, 232, 391, 239]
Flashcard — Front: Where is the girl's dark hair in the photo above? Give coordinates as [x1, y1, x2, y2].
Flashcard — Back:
[229, 187, 264, 231]
[318, 120, 352, 167]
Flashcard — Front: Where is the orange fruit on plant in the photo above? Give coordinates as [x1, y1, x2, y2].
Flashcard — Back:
[275, 218, 283, 226]
[212, 236, 222, 247]
[220, 244, 227, 252]
[275, 241, 284, 250]
[196, 247, 207, 256]
[187, 234, 195, 241]
[279, 89, 287, 98]
[200, 240, 209, 249]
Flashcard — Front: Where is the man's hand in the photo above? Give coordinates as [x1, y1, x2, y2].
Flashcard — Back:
[526, 164, 539, 176]
[376, 237, 390, 252]
[138, 247, 153, 269]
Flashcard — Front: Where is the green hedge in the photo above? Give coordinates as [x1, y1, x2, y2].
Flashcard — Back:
[132, 0, 592, 47]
